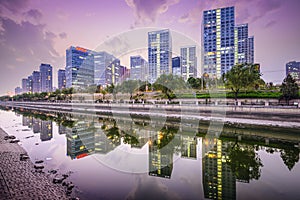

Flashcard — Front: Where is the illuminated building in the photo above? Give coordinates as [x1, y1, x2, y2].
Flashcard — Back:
[66, 46, 94, 89]
[286, 61, 300, 83]
[181, 46, 197, 80]
[181, 135, 197, 159]
[105, 58, 121, 85]
[40, 63, 53, 92]
[202, 138, 236, 200]
[202, 6, 237, 78]
[32, 118, 42, 133]
[119, 65, 130, 83]
[130, 56, 148, 81]
[58, 69, 66, 90]
[32, 71, 41, 93]
[94, 51, 116, 86]
[40, 120, 53, 141]
[22, 78, 29, 93]
[148, 29, 172, 83]
[27, 75, 33, 93]
[236, 24, 254, 64]
[172, 57, 181, 76]
[22, 116, 33, 127]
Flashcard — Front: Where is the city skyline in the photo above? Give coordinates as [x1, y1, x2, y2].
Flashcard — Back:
[1, 0, 300, 95]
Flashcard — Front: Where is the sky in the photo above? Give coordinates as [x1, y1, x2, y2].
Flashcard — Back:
[0, 0, 300, 95]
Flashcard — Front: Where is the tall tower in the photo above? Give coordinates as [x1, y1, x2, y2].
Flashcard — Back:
[236, 24, 254, 64]
[181, 46, 197, 80]
[148, 29, 172, 83]
[40, 63, 53, 92]
[202, 6, 236, 78]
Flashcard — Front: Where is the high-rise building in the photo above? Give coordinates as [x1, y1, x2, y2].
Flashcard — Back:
[148, 29, 172, 83]
[40, 120, 53, 141]
[94, 51, 116, 86]
[130, 56, 148, 81]
[58, 69, 66, 90]
[286, 61, 300, 83]
[236, 24, 254, 64]
[181, 46, 197, 80]
[105, 58, 121, 85]
[119, 65, 130, 83]
[27, 75, 33, 93]
[202, 6, 236, 78]
[15, 87, 22, 95]
[172, 57, 181, 76]
[40, 63, 53, 92]
[22, 78, 29, 93]
[66, 46, 94, 89]
[32, 71, 41, 93]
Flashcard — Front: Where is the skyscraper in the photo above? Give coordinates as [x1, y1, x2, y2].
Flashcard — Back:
[32, 71, 41, 93]
[148, 29, 172, 83]
[94, 51, 116, 86]
[22, 78, 29, 93]
[286, 61, 300, 83]
[66, 46, 94, 89]
[130, 55, 148, 81]
[236, 24, 254, 64]
[105, 58, 120, 85]
[202, 6, 236, 78]
[181, 46, 197, 80]
[172, 57, 181, 76]
[58, 69, 66, 90]
[27, 75, 33, 93]
[40, 63, 53, 92]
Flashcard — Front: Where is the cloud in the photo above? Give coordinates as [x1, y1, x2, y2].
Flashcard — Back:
[125, 0, 180, 26]
[24, 9, 43, 21]
[0, 0, 30, 14]
[59, 32, 67, 39]
[265, 20, 277, 28]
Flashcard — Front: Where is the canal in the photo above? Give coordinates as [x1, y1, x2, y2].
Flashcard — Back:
[0, 106, 299, 199]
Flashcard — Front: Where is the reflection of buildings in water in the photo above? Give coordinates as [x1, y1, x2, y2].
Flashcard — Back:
[58, 125, 67, 135]
[22, 116, 33, 127]
[40, 120, 53, 141]
[202, 138, 236, 200]
[148, 132, 174, 179]
[32, 118, 41, 133]
[181, 134, 197, 159]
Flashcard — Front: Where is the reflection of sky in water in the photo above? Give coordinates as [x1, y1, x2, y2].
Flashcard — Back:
[0, 110, 299, 200]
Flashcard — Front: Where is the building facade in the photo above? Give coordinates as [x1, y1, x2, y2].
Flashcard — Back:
[172, 57, 181, 76]
[58, 69, 66, 90]
[202, 6, 237, 78]
[66, 46, 94, 90]
[40, 63, 53, 92]
[148, 29, 172, 83]
[181, 46, 197, 80]
[22, 78, 29, 93]
[15, 87, 22, 95]
[32, 71, 41, 93]
[105, 58, 121, 85]
[286, 61, 300, 83]
[94, 51, 116, 86]
[236, 24, 254, 64]
[130, 56, 148, 81]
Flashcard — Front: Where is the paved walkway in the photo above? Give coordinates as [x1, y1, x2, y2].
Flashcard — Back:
[0, 128, 68, 200]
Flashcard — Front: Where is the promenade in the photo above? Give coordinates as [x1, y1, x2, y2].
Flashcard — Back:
[0, 128, 69, 200]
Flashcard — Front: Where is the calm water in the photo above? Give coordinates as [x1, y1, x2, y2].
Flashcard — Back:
[0, 107, 300, 200]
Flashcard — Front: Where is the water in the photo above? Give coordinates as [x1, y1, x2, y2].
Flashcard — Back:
[0, 107, 300, 200]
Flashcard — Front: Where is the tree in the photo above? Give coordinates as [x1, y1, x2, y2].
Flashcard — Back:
[280, 74, 299, 105]
[120, 80, 140, 100]
[225, 64, 261, 103]
[280, 147, 300, 171]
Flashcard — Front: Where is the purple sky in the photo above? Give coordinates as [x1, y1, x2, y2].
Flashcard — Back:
[0, 0, 300, 95]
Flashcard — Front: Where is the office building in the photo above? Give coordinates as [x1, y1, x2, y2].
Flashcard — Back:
[148, 29, 172, 83]
[32, 71, 41, 93]
[105, 58, 121, 85]
[58, 69, 66, 90]
[22, 78, 29, 93]
[94, 51, 116, 86]
[181, 46, 197, 80]
[286, 61, 300, 83]
[119, 65, 130, 83]
[40, 120, 53, 141]
[66, 46, 94, 89]
[130, 56, 148, 81]
[172, 57, 181, 76]
[40, 63, 53, 92]
[236, 24, 254, 64]
[27, 75, 33, 93]
[202, 6, 237, 78]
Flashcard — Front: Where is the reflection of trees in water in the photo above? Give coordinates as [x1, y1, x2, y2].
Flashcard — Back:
[226, 143, 263, 182]
[280, 147, 300, 171]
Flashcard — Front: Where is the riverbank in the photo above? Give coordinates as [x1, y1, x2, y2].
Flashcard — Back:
[0, 128, 71, 200]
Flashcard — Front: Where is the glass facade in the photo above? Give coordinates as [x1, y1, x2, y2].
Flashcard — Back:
[236, 24, 254, 64]
[32, 71, 41, 93]
[58, 69, 66, 90]
[148, 29, 172, 83]
[181, 46, 197, 80]
[172, 56, 181, 76]
[94, 51, 116, 86]
[105, 58, 121, 85]
[40, 63, 53, 92]
[66, 46, 95, 90]
[203, 6, 236, 78]
[130, 55, 148, 81]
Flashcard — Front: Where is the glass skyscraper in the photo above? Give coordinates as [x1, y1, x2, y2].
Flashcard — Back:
[66, 46, 94, 89]
[181, 46, 197, 80]
[105, 58, 121, 85]
[148, 29, 172, 83]
[94, 51, 116, 86]
[202, 6, 237, 78]
[32, 71, 41, 93]
[172, 57, 181, 76]
[58, 69, 66, 90]
[40, 63, 52, 92]
[236, 24, 254, 64]
[130, 55, 148, 81]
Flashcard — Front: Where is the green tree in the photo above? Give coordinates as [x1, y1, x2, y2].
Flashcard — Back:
[280, 74, 299, 105]
[280, 147, 300, 171]
[225, 64, 261, 103]
[120, 80, 140, 100]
